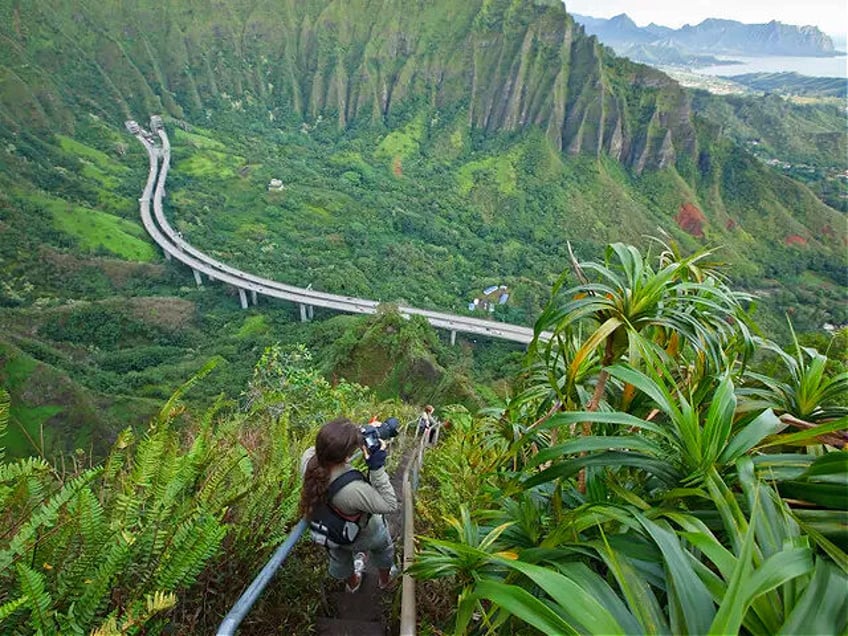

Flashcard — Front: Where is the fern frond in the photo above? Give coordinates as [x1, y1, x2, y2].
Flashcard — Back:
[156, 438, 205, 514]
[145, 590, 177, 615]
[76, 488, 106, 551]
[127, 524, 170, 591]
[100, 428, 134, 486]
[0, 594, 28, 621]
[89, 590, 176, 636]
[197, 393, 231, 438]
[197, 445, 252, 511]
[89, 615, 119, 636]
[129, 431, 166, 490]
[71, 532, 133, 628]
[0, 457, 50, 513]
[154, 358, 218, 427]
[0, 456, 50, 484]
[146, 447, 179, 514]
[0, 467, 102, 572]
[17, 562, 54, 634]
[112, 432, 167, 526]
[57, 487, 107, 599]
[23, 466, 49, 512]
[154, 513, 227, 590]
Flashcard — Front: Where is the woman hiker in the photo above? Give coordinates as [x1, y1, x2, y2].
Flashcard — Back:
[299, 417, 399, 592]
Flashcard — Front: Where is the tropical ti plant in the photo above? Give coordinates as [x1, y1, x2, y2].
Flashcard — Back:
[525, 241, 754, 491]
[427, 465, 848, 635]
[531, 241, 753, 411]
[740, 324, 848, 448]
[412, 241, 847, 635]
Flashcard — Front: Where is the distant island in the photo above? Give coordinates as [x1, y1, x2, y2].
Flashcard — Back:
[573, 14, 839, 68]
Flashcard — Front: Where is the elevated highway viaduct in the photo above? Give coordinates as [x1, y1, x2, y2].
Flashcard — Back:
[128, 117, 550, 346]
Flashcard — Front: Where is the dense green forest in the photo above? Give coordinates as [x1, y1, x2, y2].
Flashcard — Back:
[0, 1, 846, 630]
[1, 244, 845, 634]
[0, 0, 845, 461]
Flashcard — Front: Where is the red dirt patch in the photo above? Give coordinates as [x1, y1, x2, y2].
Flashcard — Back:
[725, 218, 737, 230]
[392, 156, 403, 177]
[674, 203, 706, 238]
[784, 235, 808, 247]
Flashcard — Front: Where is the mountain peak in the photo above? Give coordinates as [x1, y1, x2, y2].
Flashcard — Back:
[608, 13, 637, 28]
[577, 13, 835, 57]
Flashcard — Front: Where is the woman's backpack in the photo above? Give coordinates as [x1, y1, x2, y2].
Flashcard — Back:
[308, 470, 368, 548]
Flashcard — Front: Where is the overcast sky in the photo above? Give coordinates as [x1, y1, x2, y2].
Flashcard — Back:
[563, 0, 847, 37]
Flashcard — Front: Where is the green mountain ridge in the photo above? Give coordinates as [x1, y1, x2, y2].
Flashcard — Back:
[1, 0, 692, 172]
[0, 0, 845, 452]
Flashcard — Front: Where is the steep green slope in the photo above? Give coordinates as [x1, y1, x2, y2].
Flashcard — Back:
[0, 337, 159, 457]
[1, 0, 698, 172]
[160, 115, 844, 333]
[0, 0, 841, 288]
[0, 0, 844, 452]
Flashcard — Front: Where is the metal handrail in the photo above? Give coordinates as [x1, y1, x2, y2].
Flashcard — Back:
[216, 519, 307, 635]
[217, 422, 424, 635]
[215, 445, 358, 636]
[399, 432, 430, 635]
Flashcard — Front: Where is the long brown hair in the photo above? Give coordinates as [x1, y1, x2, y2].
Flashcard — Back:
[299, 417, 361, 519]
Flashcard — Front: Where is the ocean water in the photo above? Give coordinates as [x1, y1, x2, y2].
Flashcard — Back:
[695, 55, 848, 78]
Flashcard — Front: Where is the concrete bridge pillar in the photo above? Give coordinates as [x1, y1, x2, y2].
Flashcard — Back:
[450, 330, 457, 346]
[164, 251, 172, 261]
[238, 288, 248, 309]
[307, 305, 314, 319]
[208, 274, 216, 282]
[299, 303, 308, 322]
[193, 269, 203, 286]
[251, 290, 258, 305]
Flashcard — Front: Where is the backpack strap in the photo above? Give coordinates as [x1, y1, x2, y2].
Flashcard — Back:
[327, 469, 366, 499]
[326, 470, 367, 521]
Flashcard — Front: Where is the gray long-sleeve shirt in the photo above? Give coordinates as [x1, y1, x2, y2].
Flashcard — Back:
[300, 447, 399, 516]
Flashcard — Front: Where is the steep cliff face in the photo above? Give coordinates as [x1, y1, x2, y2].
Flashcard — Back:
[0, 0, 699, 173]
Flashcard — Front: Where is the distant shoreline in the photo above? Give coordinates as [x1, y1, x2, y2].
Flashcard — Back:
[692, 55, 848, 79]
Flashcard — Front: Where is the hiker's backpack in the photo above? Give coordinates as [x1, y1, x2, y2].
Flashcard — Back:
[308, 470, 368, 548]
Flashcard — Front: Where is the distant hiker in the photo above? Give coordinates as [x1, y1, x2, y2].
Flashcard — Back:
[299, 418, 399, 593]
[417, 405, 439, 445]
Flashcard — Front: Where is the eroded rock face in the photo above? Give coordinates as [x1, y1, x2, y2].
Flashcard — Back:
[1, 0, 699, 173]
